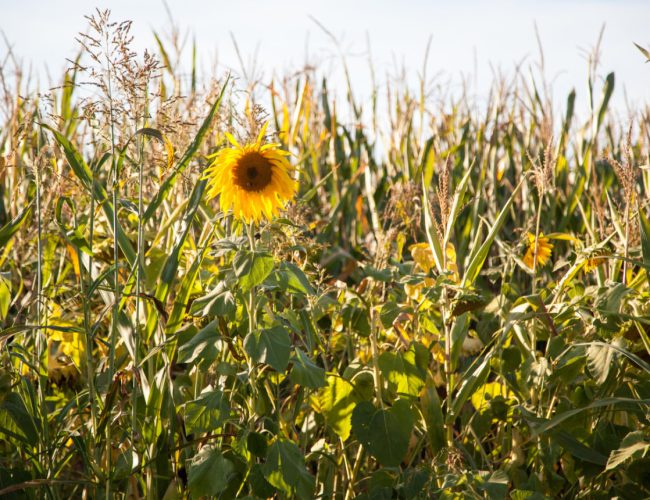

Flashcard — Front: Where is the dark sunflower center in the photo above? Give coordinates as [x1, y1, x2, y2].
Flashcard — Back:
[233, 152, 273, 192]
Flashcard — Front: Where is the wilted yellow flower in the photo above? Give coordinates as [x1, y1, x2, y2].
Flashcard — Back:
[410, 241, 459, 281]
[584, 256, 606, 273]
[47, 324, 85, 385]
[523, 232, 553, 269]
[445, 242, 459, 282]
[203, 122, 297, 223]
[404, 277, 435, 303]
[410, 242, 435, 274]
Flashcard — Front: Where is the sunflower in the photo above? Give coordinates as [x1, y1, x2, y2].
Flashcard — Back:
[204, 123, 297, 223]
[523, 232, 553, 269]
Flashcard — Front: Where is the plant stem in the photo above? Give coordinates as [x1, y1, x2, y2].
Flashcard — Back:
[532, 192, 544, 295]
[104, 32, 118, 500]
[246, 222, 259, 408]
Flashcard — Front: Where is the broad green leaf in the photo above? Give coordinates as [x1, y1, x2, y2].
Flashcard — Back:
[378, 343, 429, 397]
[351, 399, 415, 467]
[262, 439, 315, 498]
[250, 463, 276, 498]
[184, 386, 230, 435]
[289, 348, 326, 389]
[379, 300, 404, 329]
[234, 250, 275, 292]
[318, 375, 358, 440]
[270, 262, 315, 295]
[177, 320, 220, 367]
[188, 446, 234, 497]
[244, 325, 292, 372]
[189, 282, 236, 318]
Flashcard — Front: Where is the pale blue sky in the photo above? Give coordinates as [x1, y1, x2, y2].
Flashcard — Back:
[2, 0, 649, 119]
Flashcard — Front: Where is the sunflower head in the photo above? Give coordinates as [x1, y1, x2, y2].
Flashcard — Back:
[523, 232, 553, 269]
[204, 123, 297, 223]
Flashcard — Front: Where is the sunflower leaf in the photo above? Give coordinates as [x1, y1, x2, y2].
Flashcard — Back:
[234, 250, 275, 292]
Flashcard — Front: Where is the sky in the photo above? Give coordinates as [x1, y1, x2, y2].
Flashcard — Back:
[1, 0, 649, 120]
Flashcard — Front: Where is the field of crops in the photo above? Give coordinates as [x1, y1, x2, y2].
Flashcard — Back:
[0, 10, 649, 499]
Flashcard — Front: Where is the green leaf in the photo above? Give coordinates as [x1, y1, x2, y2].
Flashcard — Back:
[289, 348, 326, 389]
[450, 352, 492, 420]
[262, 439, 315, 498]
[189, 282, 236, 318]
[586, 342, 614, 385]
[422, 180, 445, 274]
[552, 430, 607, 465]
[156, 179, 206, 303]
[444, 166, 473, 244]
[0, 392, 39, 445]
[244, 325, 292, 372]
[638, 209, 650, 266]
[462, 180, 523, 286]
[0, 204, 31, 249]
[450, 313, 470, 371]
[184, 386, 230, 435]
[596, 73, 615, 132]
[634, 42, 650, 62]
[234, 250, 275, 292]
[0, 275, 10, 320]
[177, 320, 220, 367]
[42, 124, 137, 265]
[420, 380, 445, 454]
[379, 300, 404, 329]
[188, 446, 235, 497]
[378, 343, 428, 397]
[530, 398, 650, 437]
[318, 375, 359, 440]
[250, 463, 276, 498]
[606, 431, 650, 470]
[246, 431, 268, 458]
[351, 399, 415, 467]
[269, 262, 315, 295]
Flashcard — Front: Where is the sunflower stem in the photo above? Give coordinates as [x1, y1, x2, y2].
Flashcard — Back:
[246, 221, 259, 411]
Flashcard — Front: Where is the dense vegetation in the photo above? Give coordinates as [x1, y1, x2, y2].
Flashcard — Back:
[0, 11, 649, 499]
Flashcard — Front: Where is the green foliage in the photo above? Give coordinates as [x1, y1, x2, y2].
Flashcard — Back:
[0, 9, 649, 499]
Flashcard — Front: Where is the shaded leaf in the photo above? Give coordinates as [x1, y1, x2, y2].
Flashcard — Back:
[262, 439, 315, 498]
[289, 348, 326, 389]
[244, 325, 292, 372]
[184, 386, 230, 435]
[188, 446, 234, 497]
[351, 399, 414, 467]
[234, 251, 274, 292]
